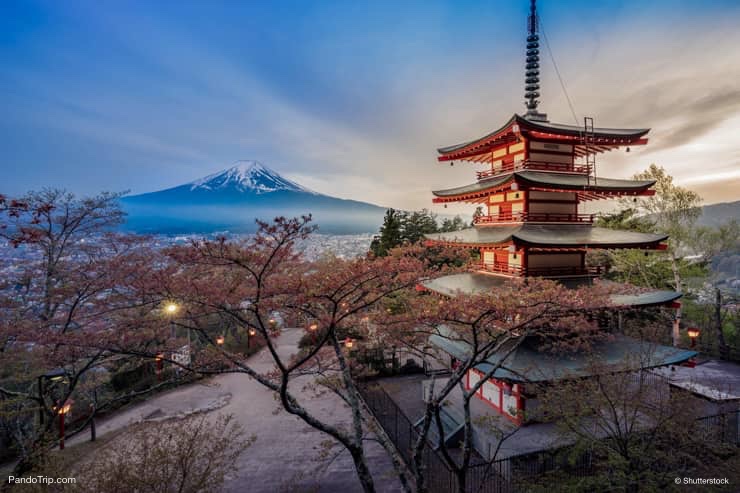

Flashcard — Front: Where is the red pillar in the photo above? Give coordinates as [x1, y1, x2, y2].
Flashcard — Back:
[59, 412, 65, 450]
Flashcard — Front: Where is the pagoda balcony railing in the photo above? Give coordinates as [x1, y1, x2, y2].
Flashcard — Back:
[474, 212, 595, 225]
[477, 160, 592, 180]
[478, 263, 603, 277]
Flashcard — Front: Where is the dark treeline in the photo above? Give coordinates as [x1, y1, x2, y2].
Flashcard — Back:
[369, 207, 480, 257]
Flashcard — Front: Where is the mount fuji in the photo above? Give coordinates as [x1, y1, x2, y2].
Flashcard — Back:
[121, 161, 387, 234]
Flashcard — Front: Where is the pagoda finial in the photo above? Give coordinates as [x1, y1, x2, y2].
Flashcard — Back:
[524, 0, 547, 121]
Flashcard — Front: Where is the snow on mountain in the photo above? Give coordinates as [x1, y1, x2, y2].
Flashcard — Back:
[189, 160, 316, 195]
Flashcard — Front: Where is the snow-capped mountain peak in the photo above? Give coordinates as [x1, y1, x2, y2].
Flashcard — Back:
[189, 160, 315, 194]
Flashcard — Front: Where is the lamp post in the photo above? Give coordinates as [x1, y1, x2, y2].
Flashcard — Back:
[155, 353, 164, 381]
[687, 327, 700, 348]
[37, 368, 67, 425]
[309, 322, 318, 345]
[56, 399, 73, 450]
[245, 327, 257, 351]
[165, 302, 178, 338]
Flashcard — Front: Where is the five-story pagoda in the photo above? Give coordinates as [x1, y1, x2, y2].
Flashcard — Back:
[420, 0, 695, 426]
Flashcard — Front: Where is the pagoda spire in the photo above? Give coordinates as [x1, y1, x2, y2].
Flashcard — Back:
[524, 0, 547, 121]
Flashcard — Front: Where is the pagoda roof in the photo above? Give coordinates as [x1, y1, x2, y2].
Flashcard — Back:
[424, 224, 667, 249]
[437, 114, 649, 160]
[432, 171, 655, 200]
[420, 272, 680, 308]
[429, 326, 696, 383]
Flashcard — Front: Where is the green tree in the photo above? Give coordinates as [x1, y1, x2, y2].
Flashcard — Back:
[439, 215, 467, 232]
[471, 206, 484, 226]
[604, 165, 703, 345]
[401, 209, 438, 243]
[370, 208, 405, 257]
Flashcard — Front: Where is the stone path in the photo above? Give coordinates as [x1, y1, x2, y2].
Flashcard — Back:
[68, 328, 402, 492]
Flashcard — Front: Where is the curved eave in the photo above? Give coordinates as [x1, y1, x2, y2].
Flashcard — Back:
[520, 115, 650, 140]
[431, 171, 656, 203]
[610, 290, 682, 308]
[432, 174, 512, 202]
[424, 226, 668, 249]
[437, 115, 518, 155]
[436, 114, 650, 161]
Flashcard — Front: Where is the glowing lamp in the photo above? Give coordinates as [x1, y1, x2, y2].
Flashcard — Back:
[216, 335, 225, 345]
[268, 318, 276, 325]
[344, 338, 354, 349]
[687, 327, 700, 348]
[309, 323, 318, 331]
[56, 400, 73, 415]
[165, 302, 179, 314]
[248, 328, 257, 336]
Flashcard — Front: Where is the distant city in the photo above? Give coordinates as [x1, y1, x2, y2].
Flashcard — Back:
[0, 233, 374, 280]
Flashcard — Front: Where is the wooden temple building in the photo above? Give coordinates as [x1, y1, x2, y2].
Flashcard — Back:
[420, 0, 696, 427]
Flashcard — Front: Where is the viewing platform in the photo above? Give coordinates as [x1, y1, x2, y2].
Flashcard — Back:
[476, 263, 603, 278]
[476, 160, 592, 180]
[474, 212, 595, 225]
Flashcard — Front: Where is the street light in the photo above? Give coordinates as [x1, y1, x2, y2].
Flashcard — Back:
[687, 327, 700, 348]
[37, 368, 68, 425]
[344, 338, 354, 349]
[216, 335, 225, 346]
[246, 327, 257, 349]
[164, 301, 179, 338]
[308, 322, 318, 345]
[55, 399, 73, 450]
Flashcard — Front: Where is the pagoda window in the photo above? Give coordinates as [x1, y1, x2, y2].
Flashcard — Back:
[467, 369, 481, 394]
[528, 201, 576, 215]
[528, 253, 581, 269]
[528, 191, 577, 202]
[503, 389, 518, 417]
[482, 251, 495, 265]
[482, 380, 501, 406]
[492, 148, 507, 159]
[509, 251, 522, 266]
[508, 142, 525, 154]
[529, 141, 573, 153]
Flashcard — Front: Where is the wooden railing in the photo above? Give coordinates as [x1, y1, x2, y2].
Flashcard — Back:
[477, 160, 591, 180]
[474, 212, 595, 225]
[478, 263, 602, 277]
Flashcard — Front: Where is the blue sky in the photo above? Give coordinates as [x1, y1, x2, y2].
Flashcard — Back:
[2, 0, 740, 211]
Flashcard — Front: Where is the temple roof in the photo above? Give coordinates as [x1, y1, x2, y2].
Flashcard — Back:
[420, 272, 680, 307]
[424, 224, 667, 248]
[429, 327, 696, 383]
[432, 171, 655, 198]
[437, 114, 649, 158]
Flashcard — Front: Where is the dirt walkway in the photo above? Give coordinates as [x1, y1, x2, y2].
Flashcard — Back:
[67, 328, 402, 492]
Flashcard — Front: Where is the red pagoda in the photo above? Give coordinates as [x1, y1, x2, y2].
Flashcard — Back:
[420, 0, 695, 427]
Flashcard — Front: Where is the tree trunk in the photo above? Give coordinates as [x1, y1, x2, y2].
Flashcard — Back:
[715, 288, 729, 359]
[350, 447, 377, 493]
[671, 257, 682, 347]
